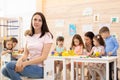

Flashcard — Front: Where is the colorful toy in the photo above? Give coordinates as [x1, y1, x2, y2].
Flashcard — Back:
[62, 51, 69, 56]
[51, 50, 78, 56]
[51, 51, 54, 56]
[12, 51, 19, 55]
[94, 52, 100, 57]
[54, 52, 59, 56]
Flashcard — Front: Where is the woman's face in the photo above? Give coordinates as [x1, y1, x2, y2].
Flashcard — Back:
[32, 14, 42, 31]
[6, 41, 13, 49]
[84, 36, 92, 45]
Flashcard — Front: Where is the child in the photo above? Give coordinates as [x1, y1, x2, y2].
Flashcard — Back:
[10, 37, 19, 60]
[68, 34, 84, 79]
[99, 26, 119, 80]
[70, 34, 84, 55]
[53, 36, 66, 79]
[87, 34, 105, 80]
[1, 39, 13, 61]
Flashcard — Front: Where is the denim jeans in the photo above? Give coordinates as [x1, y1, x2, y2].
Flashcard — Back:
[2, 61, 44, 80]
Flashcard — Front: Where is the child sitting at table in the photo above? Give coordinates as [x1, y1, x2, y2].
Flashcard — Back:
[67, 34, 84, 79]
[87, 34, 105, 80]
[70, 34, 84, 55]
[1, 37, 20, 61]
[53, 36, 66, 79]
[1, 39, 13, 62]
[10, 37, 19, 60]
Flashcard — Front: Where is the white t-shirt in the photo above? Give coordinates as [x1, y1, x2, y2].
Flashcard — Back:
[26, 32, 53, 67]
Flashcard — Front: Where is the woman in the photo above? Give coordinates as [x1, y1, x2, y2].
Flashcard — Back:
[84, 31, 94, 79]
[84, 31, 94, 53]
[2, 12, 53, 80]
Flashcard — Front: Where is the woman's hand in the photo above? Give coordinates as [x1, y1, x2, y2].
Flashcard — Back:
[15, 60, 28, 72]
[15, 59, 23, 72]
[22, 61, 28, 69]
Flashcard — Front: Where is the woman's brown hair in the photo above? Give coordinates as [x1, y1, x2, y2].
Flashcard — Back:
[30, 12, 53, 38]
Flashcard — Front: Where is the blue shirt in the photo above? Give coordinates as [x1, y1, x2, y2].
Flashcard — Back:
[105, 36, 119, 56]
[56, 46, 65, 53]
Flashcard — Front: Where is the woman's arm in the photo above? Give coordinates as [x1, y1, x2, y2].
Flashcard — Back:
[23, 43, 52, 66]
[15, 44, 29, 72]
[87, 47, 94, 56]
[17, 44, 29, 62]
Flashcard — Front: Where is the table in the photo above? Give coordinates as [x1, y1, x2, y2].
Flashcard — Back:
[71, 56, 117, 80]
[48, 56, 117, 80]
[48, 56, 69, 80]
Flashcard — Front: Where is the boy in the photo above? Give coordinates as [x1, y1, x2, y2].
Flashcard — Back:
[99, 26, 119, 80]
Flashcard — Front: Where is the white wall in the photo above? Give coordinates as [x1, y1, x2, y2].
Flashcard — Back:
[0, 0, 37, 47]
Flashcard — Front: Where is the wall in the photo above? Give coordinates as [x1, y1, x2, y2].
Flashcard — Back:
[37, 0, 120, 66]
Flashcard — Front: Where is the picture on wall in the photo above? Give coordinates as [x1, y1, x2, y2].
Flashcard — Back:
[69, 24, 76, 36]
[93, 14, 100, 22]
[111, 17, 119, 23]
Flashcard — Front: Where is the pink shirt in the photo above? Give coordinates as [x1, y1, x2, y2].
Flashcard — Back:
[26, 32, 53, 67]
[92, 46, 105, 55]
[74, 45, 83, 55]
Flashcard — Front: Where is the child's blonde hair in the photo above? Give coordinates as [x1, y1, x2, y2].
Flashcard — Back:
[24, 29, 32, 36]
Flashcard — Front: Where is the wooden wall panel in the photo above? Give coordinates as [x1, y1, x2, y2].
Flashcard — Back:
[37, 0, 120, 66]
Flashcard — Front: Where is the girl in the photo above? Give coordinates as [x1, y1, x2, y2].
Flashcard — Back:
[53, 36, 66, 55]
[70, 34, 84, 55]
[67, 34, 84, 79]
[1, 39, 13, 62]
[87, 34, 105, 80]
[53, 36, 66, 79]
[1, 39, 13, 55]
[87, 34, 105, 56]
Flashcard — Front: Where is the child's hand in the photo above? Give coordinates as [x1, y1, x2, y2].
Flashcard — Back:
[7, 50, 12, 53]
[87, 53, 91, 56]
[108, 52, 112, 56]
[18, 49, 24, 53]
